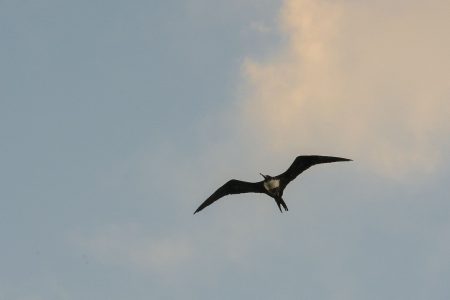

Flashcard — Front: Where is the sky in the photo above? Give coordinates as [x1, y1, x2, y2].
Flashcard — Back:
[1, 0, 449, 299]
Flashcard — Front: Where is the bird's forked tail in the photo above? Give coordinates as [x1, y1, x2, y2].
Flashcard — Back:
[275, 197, 289, 213]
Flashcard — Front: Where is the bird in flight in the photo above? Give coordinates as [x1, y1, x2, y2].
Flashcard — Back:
[194, 155, 351, 214]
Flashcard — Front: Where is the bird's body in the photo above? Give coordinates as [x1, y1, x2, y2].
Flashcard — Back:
[263, 178, 280, 193]
[194, 155, 351, 214]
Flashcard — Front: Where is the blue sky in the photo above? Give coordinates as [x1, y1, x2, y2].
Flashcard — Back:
[1, 0, 449, 299]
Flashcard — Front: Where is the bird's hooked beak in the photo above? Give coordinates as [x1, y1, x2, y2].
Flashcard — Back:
[260, 173, 268, 180]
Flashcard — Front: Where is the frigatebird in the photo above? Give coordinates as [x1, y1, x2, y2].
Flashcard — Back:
[194, 155, 351, 214]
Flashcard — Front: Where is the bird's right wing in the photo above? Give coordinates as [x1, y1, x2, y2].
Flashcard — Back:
[278, 155, 352, 186]
[194, 179, 264, 214]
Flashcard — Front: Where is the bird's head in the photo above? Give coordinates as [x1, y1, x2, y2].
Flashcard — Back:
[260, 173, 270, 180]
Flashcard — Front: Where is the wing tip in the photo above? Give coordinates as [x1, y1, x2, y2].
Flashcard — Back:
[193, 206, 203, 215]
[327, 156, 352, 162]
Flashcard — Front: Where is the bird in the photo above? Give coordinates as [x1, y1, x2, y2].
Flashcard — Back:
[194, 155, 351, 214]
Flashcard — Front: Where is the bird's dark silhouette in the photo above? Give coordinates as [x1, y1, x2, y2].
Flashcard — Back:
[194, 155, 351, 214]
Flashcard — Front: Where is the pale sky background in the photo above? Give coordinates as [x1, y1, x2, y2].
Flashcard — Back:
[1, 0, 449, 299]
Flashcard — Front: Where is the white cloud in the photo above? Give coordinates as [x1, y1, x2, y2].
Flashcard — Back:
[72, 209, 278, 277]
[249, 21, 273, 34]
[74, 224, 194, 273]
[239, 0, 450, 179]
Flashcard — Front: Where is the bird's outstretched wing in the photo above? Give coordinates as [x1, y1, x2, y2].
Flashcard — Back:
[278, 155, 352, 186]
[194, 179, 264, 214]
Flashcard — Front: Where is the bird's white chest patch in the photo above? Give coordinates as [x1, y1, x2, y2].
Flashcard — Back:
[264, 179, 280, 191]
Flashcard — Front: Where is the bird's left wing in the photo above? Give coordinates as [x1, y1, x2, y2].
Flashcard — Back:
[194, 179, 264, 214]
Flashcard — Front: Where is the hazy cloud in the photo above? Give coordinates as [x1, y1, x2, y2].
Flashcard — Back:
[239, 0, 450, 179]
